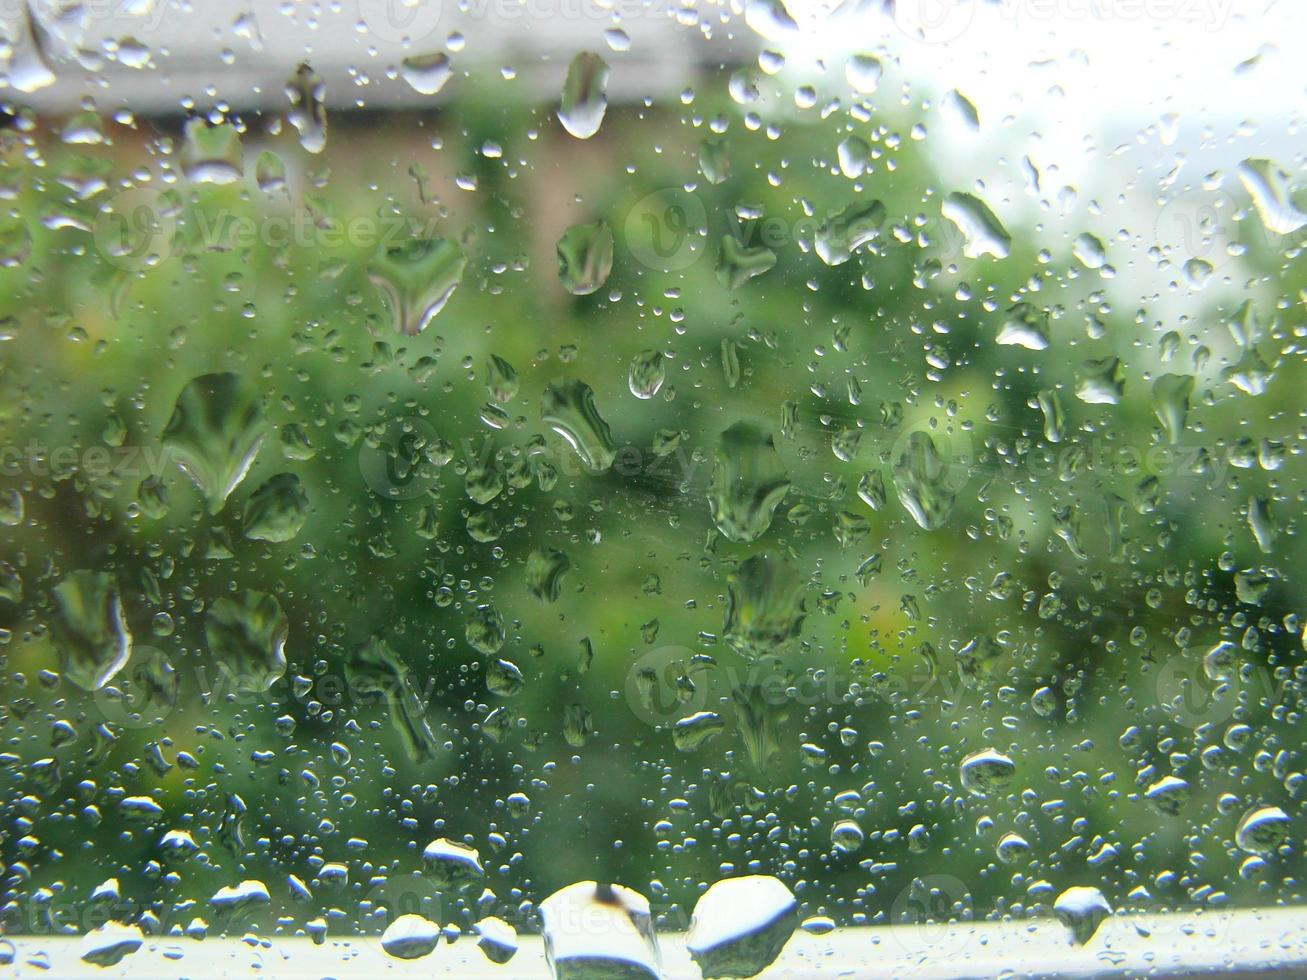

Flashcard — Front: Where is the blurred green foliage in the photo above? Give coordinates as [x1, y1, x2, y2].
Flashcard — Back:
[0, 62, 1304, 943]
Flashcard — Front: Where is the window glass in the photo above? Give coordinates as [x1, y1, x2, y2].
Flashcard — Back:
[0, 0, 1303, 975]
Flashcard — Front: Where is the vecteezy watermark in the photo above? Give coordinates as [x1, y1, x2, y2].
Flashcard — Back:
[358, 416, 444, 501]
[362, 874, 444, 931]
[347, 0, 687, 44]
[893, 0, 1232, 44]
[6, 0, 177, 37]
[1154, 650, 1287, 727]
[622, 189, 984, 277]
[1155, 185, 1306, 275]
[892, 0, 978, 44]
[624, 645, 972, 730]
[0, 441, 176, 481]
[91, 186, 448, 271]
[91, 657, 443, 730]
[889, 874, 973, 957]
[349, 0, 445, 44]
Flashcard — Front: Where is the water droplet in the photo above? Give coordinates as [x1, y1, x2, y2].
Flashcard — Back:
[1144, 775, 1190, 816]
[79, 922, 143, 967]
[484, 354, 519, 403]
[243, 473, 308, 543]
[673, 711, 725, 751]
[286, 63, 327, 154]
[699, 137, 730, 184]
[1152, 373, 1193, 444]
[1235, 805, 1291, 854]
[723, 554, 804, 658]
[1075, 356, 1125, 405]
[892, 431, 959, 531]
[831, 819, 864, 853]
[716, 235, 776, 288]
[1053, 886, 1111, 946]
[709, 423, 790, 543]
[542, 379, 618, 472]
[959, 748, 1016, 795]
[557, 52, 609, 139]
[941, 191, 1011, 259]
[181, 119, 243, 184]
[367, 237, 466, 335]
[162, 372, 265, 514]
[996, 302, 1049, 350]
[815, 199, 885, 266]
[686, 875, 797, 979]
[51, 571, 131, 692]
[401, 52, 453, 96]
[422, 838, 484, 888]
[382, 914, 440, 960]
[1237, 157, 1307, 236]
[475, 916, 518, 964]
[204, 591, 288, 690]
[557, 219, 614, 295]
[846, 54, 882, 94]
[628, 349, 666, 399]
[541, 882, 660, 980]
[526, 547, 571, 602]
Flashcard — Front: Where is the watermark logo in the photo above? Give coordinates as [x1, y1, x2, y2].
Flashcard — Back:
[893, 0, 976, 44]
[358, 416, 441, 500]
[1154, 650, 1286, 727]
[92, 645, 177, 730]
[92, 187, 179, 272]
[363, 874, 443, 930]
[1156, 185, 1305, 274]
[1154, 654, 1238, 726]
[623, 188, 708, 273]
[625, 645, 712, 726]
[890, 874, 972, 957]
[352, 0, 444, 44]
[623, 646, 973, 733]
[893, 0, 1233, 45]
[16, 0, 177, 39]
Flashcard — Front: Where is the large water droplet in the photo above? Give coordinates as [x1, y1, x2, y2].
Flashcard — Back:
[686, 875, 797, 979]
[673, 711, 726, 752]
[1152, 373, 1193, 444]
[422, 838, 484, 889]
[381, 914, 440, 960]
[204, 590, 288, 690]
[723, 554, 804, 658]
[1235, 805, 1291, 854]
[542, 379, 618, 472]
[814, 199, 885, 266]
[557, 52, 609, 139]
[286, 62, 327, 154]
[243, 473, 308, 543]
[709, 422, 790, 543]
[540, 882, 660, 980]
[401, 52, 453, 96]
[162, 372, 265, 514]
[941, 191, 1011, 259]
[628, 349, 666, 399]
[181, 119, 243, 184]
[716, 235, 776, 288]
[1053, 886, 1111, 946]
[557, 219, 614, 295]
[51, 570, 132, 691]
[959, 748, 1016, 795]
[892, 430, 959, 531]
[367, 237, 466, 336]
[1238, 157, 1307, 236]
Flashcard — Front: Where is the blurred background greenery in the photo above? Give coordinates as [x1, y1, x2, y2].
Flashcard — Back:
[0, 38, 1305, 949]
